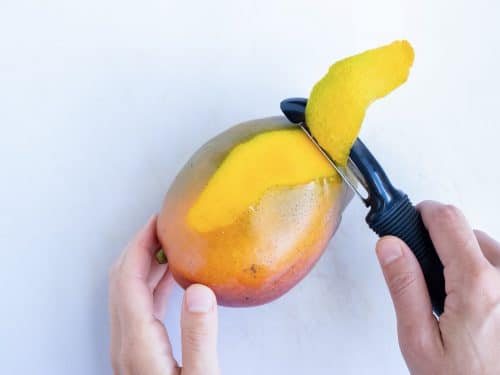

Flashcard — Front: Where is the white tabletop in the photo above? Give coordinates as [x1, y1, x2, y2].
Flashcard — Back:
[1, 1, 499, 374]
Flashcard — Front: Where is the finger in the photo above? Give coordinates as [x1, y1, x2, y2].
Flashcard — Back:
[376, 236, 443, 360]
[475, 230, 500, 267]
[418, 201, 488, 273]
[148, 259, 168, 292]
[108, 263, 122, 373]
[153, 269, 175, 319]
[120, 214, 160, 280]
[117, 215, 160, 322]
[181, 284, 220, 375]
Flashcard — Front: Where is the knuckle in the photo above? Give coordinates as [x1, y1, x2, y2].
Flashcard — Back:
[388, 271, 417, 298]
[482, 289, 500, 311]
[469, 272, 500, 307]
[183, 324, 211, 353]
[467, 267, 491, 292]
[433, 204, 463, 226]
[443, 292, 461, 313]
[400, 326, 431, 358]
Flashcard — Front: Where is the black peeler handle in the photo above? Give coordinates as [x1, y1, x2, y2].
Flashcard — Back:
[280, 97, 446, 315]
[370, 195, 446, 315]
[350, 140, 446, 315]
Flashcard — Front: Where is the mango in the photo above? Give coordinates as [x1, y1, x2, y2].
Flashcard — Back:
[158, 40, 413, 306]
[158, 117, 350, 306]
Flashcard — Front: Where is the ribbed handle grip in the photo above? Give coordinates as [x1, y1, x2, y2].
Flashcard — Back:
[367, 195, 446, 315]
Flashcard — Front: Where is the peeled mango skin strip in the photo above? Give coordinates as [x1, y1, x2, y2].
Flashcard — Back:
[305, 40, 414, 165]
[187, 129, 335, 232]
[186, 40, 413, 233]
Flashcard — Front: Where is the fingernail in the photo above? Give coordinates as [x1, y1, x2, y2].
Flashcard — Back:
[377, 238, 403, 266]
[186, 284, 215, 313]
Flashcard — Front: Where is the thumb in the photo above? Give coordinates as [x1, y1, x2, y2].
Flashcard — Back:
[376, 236, 442, 360]
[181, 284, 220, 375]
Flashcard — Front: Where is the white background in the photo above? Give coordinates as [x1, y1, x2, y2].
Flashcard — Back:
[1, 0, 499, 374]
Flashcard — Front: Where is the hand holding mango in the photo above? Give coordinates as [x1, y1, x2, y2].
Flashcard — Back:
[157, 40, 414, 306]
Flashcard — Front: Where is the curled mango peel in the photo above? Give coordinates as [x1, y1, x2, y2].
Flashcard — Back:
[187, 129, 335, 232]
[187, 40, 413, 233]
[305, 40, 414, 165]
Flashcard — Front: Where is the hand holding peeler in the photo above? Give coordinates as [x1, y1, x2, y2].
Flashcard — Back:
[280, 97, 446, 316]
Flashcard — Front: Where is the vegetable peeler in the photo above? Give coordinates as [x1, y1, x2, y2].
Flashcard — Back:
[280, 97, 446, 316]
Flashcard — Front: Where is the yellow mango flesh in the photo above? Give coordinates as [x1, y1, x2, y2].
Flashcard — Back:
[187, 129, 335, 232]
[305, 40, 414, 165]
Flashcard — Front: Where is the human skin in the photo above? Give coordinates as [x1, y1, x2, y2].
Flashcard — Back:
[109, 201, 500, 374]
